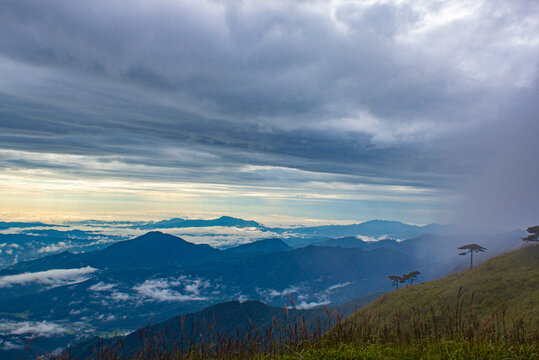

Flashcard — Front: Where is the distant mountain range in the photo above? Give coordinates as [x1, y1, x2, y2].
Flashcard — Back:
[0, 221, 58, 230]
[278, 220, 428, 239]
[138, 216, 263, 230]
[0, 217, 492, 240]
[0, 218, 526, 359]
[0, 217, 492, 268]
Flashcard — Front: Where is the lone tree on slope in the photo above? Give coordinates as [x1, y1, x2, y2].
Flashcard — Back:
[522, 225, 539, 243]
[458, 244, 486, 269]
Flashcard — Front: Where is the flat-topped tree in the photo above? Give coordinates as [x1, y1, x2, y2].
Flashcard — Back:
[399, 275, 408, 287]
[405, 271, 421, 286]
[458, 244, 486, 269]
[522, 225, 539, 243]
[388, 275, 402, 290]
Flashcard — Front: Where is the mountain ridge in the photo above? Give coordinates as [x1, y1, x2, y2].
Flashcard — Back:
[6, 231, 223, 272]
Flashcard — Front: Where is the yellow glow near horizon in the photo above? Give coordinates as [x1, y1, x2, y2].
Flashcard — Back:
[0, 148, 447, 225]
[0, 167, 445, 225]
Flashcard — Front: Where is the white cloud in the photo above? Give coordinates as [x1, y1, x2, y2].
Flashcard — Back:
[295, 300, 330, 310]
[133, 278, 208, 302]
[356, 235, 391, 242]
[88, 282, 117, 292]
[8, 321, 66, 338]
[184, 279, 210, 295]
[0, 267, 97, 288]
[1, 340, 24, 351]
[268, 286, 301, 297]
[37, 241, 71, 253]
[109, 291, 131, 302]
[166, 226, 281, 248]
[325, 282, 352, 292]
[279, 281, 352, 309]
[258, 285, 303, 299]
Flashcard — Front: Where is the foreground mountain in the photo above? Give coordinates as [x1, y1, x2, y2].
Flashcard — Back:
[86, 231, 222, 269]
[67, 292, 383, 359]
[7, 231, 223, 272]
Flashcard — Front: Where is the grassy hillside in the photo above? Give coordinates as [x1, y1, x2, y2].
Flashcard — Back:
[304, 244, 539, 359]
[352, 243, 539, 327]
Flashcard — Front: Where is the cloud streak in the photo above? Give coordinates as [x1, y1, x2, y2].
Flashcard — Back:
[10, 321, 66, 337]
[0, 320, 66, 338]
[0, 267, 97, 288]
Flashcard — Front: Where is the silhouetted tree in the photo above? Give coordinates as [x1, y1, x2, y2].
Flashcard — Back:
[399, 275, 408, 287]
[522, 225, 539, 243]
[389, 271, 422, 289]
[458, 244, 486, 269]
[388, 275, 402, 290]
[405, 271, 421, 286]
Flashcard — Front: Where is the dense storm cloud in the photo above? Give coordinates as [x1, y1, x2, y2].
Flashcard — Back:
[0, 0, 537, 226]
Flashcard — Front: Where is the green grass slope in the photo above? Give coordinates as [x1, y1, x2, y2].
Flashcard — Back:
[273, 245, 539, 360]
[353, 243, 538, 327]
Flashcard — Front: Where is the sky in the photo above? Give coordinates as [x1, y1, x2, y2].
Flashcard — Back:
[0, 0, 537, 228]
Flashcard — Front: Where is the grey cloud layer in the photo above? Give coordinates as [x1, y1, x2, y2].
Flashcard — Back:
[1, 1, 533, 120]
[0, 0, 537, 224]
